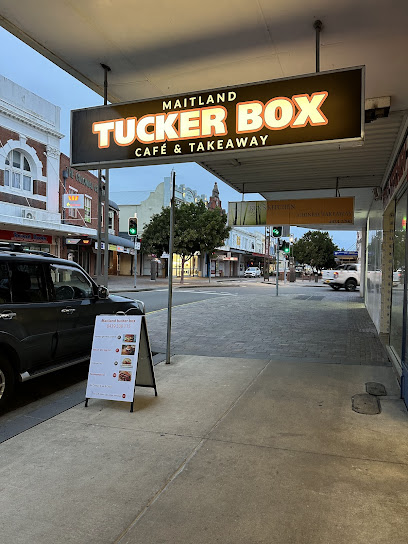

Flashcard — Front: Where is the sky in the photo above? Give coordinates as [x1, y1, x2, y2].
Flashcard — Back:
[0, 27, 356, 250]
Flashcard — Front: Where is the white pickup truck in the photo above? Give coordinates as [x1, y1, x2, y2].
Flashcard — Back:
[328, 263, 361, 291]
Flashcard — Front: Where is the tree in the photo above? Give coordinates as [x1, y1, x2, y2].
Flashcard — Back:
[293, 231, 339, 271]
[141, 200, 230, 283]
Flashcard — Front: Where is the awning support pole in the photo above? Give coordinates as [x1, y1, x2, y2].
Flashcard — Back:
[166, 170, 176, 364]
[96, 170, 103, 284]
[101, 63, 111, 287]
[313, 20, 323, 73]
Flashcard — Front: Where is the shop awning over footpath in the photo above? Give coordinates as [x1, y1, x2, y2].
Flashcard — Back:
[67, 233, 135, 254]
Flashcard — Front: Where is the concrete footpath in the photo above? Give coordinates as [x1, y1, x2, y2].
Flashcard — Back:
[2, 281, 408, 543]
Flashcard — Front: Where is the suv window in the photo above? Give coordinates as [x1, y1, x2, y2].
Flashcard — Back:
[10, 262, 48, 303]
[0, 263, 11, 303]
[51, 265, 94, 301]
[348, 265, 357, 271]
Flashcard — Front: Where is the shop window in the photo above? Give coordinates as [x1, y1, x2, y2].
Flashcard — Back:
[84, 196, 92, 223]
[390, 190, 407, 361]
[109, 211, 114, 230]
[4, 150, 32, 193]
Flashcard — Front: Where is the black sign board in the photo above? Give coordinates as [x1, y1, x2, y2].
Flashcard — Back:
[71, 67, 364, 170]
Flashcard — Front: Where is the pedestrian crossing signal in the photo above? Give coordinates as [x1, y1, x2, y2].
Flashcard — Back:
[128, 217, 137, 236]
[272, 226, 282, 237]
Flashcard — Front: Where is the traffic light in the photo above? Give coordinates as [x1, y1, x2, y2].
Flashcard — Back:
[279, 240, 290, 254]
[272, 226, 282, 237]
[128, 216, 137, 236]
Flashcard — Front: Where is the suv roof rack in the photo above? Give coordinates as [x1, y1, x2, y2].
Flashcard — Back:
[0, 242, 56, 258]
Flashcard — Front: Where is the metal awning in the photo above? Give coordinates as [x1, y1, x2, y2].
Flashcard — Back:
[1, 1, 407, 229]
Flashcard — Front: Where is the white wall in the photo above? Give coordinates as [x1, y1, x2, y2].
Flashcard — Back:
[0, 75, 63, 214]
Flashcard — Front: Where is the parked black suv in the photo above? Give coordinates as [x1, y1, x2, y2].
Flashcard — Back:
[0, 244, 145, 410]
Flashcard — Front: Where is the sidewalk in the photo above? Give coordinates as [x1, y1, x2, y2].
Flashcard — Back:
[1, 285, 407, 544]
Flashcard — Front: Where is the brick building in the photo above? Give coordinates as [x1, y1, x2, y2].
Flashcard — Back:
[0, 74, 133, 277]
[0, 74, 71, 254]
[59, 154, 133, 276]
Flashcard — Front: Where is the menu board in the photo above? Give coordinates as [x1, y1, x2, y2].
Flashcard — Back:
[86, 315, 143, 402]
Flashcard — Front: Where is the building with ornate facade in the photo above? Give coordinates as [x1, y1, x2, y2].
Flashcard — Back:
[0, 75, 132, 276]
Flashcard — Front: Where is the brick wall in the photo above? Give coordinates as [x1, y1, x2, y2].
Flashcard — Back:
[60, 153, 100, 229]
[0, 192, 46, 209]
[0, 126, 47, 177]
[0, 126, 19, 147]
[33, 180, 47, 196]
[26, 137, 46, 176]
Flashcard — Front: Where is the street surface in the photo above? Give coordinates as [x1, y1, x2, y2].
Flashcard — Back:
[0, 280, 388, 443]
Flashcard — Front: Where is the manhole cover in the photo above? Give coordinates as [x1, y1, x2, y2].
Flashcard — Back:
[366, 382, 387, 396]
[352, 394, 381, 415]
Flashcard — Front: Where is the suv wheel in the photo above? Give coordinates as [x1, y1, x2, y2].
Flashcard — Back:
[0, 356, 15, 411]
[345, 279, 357, 292]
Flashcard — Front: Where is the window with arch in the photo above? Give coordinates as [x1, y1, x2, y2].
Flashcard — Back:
[4, 150, 32, 193]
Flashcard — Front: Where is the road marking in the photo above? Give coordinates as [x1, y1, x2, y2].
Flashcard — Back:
[146, 298, 215, 315]
[144, 289, 237, 296]
[180, 290, 237, 296]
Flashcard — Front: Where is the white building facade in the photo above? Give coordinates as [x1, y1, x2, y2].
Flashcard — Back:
[0, 75, 98, 255]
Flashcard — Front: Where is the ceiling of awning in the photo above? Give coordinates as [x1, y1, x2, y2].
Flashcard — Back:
[1, 0, 407, 230]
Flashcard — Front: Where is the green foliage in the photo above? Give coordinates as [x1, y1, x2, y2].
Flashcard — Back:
[141, 200, 231, 259]
[293, 230, 339, 270]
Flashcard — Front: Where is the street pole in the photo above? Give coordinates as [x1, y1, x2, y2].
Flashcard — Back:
[166, 170, 176, 364]
[96, 170, 103, 284]
[103, 170, 109, 287]
[276, 238, 279, 297]
[102, 64, 110, 288]
[133, 237, 138, 288]
[264, 226, 266, 282]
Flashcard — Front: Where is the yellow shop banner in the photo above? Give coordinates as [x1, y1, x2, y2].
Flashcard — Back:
[228, 197, 354, 226]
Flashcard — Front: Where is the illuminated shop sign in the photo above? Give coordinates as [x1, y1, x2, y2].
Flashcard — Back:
[0, 230, 52, 244]
[63, 194, 85, 208]
[71, 67, 364, 170]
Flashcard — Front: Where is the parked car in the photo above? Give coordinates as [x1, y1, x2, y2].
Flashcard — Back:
[322, 266, 346, 284]
[393, 269, 403, 285]
[244, 267, 261, 278]
[0, 243, 145, 410]
[328, 263, 360, 291]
